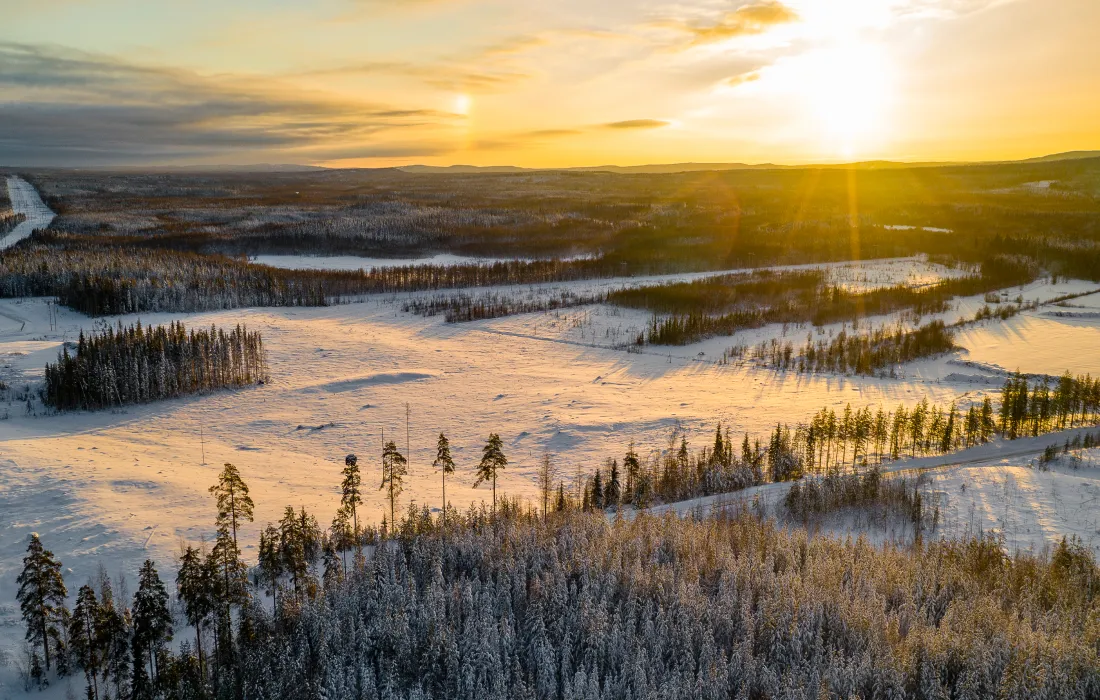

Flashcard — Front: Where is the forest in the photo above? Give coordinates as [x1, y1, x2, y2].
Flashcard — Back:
[15, 482, 1100, 700]
[43, 321, 268, 410]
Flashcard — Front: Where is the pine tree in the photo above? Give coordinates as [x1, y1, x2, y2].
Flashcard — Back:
[475, 433, 508, 514]
[537, 452, 556, 520]
[209, 463, 254, 551]
[70, 584, 102, 700]
[433, 434, 456, 526]
[380, 441, 408, 530]
[341, 454, 363, 558]
[16, 534, 68, 674]
[208, 462, 253, 660]
[132, 560, 172, 688]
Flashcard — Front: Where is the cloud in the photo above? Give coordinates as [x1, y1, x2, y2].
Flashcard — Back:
[724, 70, 761, 87]
[604, 119, 671, 129]
[665, 1, 798, 47]
[0, 43, 453, 165]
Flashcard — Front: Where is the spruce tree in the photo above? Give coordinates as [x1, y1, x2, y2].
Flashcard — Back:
[475, 433, 507, 514]
[623, 442, 640, 498]
[177, 545, 214, 682]
[70, 584, 102, 700]
[606, 459, 621, 507]
[329, 508, 352, 575]
[95, 573, 131, 700]
[591, 469, 604, 510]
[132, 560, 172, 688]
[257, 523, 283, 616]
[433, 434, 456, 527]
[16, 533, 68, 673]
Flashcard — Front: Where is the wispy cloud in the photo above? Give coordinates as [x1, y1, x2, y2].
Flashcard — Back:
[604, 119, 670, 129]
[659, 1, 798, 47]
[0, 43, 452, 165]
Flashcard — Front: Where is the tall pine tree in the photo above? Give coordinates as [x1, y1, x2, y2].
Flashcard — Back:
[475, 433, 507, 514]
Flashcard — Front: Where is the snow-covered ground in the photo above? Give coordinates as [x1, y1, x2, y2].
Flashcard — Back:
[639, 430, 1100, 559]
[954, 295, 1100, 377]
[1, 177, 55, 250]
[1, 247, 1099, 691]
[253, 253, 537, 270]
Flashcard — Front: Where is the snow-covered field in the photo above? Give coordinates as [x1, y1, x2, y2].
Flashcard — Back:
[253, 253, 535, 270]
[1, 177, 54, 250]
[1, 246, 1100, 691]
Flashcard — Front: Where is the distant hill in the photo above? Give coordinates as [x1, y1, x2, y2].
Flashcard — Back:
[1016, 151, 1100, 164]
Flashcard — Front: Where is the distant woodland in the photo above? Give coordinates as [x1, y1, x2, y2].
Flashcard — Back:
[629, 254, 1035, 345]
[2, 158, 1100, 319]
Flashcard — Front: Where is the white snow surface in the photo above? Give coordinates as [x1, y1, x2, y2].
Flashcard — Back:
[1, 251, 1099, 691]
[252, 253, 544, 270]
[1, 177, 55, 250]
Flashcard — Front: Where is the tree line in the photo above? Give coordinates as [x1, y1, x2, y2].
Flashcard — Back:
[577, 371, 1099, 508]
[0, 231, 617, 316]
[402, 290, 606, 323]
[43, 321, 268, 411]
[752, 319, 957, 375]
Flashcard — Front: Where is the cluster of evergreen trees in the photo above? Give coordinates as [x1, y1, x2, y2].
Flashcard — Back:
[19, 502, 1100, 699]
[784, 466, 930, 530]
[403, 290, 606, 323]
[634, 255, 1036, 346]
[16, 534, 175, 697]
[43, 321, 267, 411]
[999, 371, 1100, 439]
[753, 320, 957, 375]
[0, 210, 26, 236]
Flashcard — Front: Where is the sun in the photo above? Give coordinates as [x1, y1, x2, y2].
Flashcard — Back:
[805, 45, 893, 155]
[755, 42, 896, 158]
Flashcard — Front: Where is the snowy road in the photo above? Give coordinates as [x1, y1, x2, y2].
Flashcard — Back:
[2, 175, 55, 249]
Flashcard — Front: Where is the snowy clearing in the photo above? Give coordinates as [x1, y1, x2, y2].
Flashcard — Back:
[1, 254, 1099, 684]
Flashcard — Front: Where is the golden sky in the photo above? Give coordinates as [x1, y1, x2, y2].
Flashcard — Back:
[1, 0, 1097, 166]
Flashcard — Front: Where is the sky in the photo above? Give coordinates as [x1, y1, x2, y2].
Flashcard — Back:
[0, 0, 1097, 167]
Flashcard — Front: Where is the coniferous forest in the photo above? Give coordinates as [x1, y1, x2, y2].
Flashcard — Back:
[43, 321, 268, 410]
[16, 494, 1100, 700]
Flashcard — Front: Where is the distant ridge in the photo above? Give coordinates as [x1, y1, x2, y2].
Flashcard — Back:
[1016, 151, 1100, 164]
[397, 160, 967, 175]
